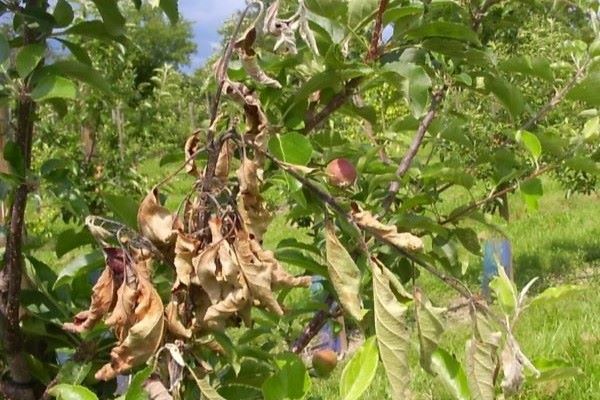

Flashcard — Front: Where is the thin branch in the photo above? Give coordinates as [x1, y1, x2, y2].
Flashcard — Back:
[366, 0, 390, 62]
[210, 3, 256, 126]
[382, 86, 447, 211]
[471, 0, 502, 30]
[303, 78, 362, 134]
[521, 62, 587, 130]
[439, 164, 555, 225]
[291, 296, 342, 354]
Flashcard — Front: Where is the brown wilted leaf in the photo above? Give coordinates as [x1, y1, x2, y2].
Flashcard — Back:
[203, 280, 251, 330]
[264, 0, 298, 55]
[351, 207, 424, 252]
[63, 266, 118, 333]
[222, 80, 268, 141]
[184, 133, 201, 176]
[250, 242, 311, 289]
[215, 140, 235, 186]
[105, 275, 138, 342]
[234, 27, 281, 89]
[173, 232, 198, 290]
[234, 231, 283, 316]
[96, 277, 165, 381]
[236, 158, 271, 241]
[138, 187, 177, 249]
[192, 242, 222, 304]
[143, 376, 173, 400]
[165, 300, 192, 339]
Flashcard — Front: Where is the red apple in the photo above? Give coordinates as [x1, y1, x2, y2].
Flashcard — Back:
[326, 158, 357, 187]
[312, 348, 338, 377]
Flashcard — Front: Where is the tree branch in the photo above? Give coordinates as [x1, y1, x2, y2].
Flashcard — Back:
[382, 86, 447, 211]
[366, 0, 390, 62]
[303, 78, 361, 134]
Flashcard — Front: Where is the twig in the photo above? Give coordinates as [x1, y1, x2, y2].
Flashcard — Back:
[521, 62, 587, 130]
[366, 0, 389, 62]
[303, 78, 362, 134]
[439, 164, 555, 225]
[210, 2, 256, 126]
[471, 0, 502, 30]
[291, 297, 341, 354]
[382, 86, 447, 211]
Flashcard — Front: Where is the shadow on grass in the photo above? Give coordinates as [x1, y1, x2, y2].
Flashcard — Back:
[513, 239, 600, 290]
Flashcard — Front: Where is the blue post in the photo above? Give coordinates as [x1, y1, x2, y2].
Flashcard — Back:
[482, 238, 513, 299]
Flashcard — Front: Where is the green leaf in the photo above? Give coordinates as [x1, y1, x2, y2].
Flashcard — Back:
[26, 353, 52, 384]
[567, 71, 600, 106]
[55, 228, 94, 258]
[268, 132, 313, 166]
[194, 376, 227, 400]
[104, 193, 139, 228]
[407, 21, 481, 46]
[582, 116, 599, 141]
[3, 141, 26, 177]
[499, 56, 553, 81]
[489, 264, 517, 316]
[532, 358, 583, 382]
[325, 221, 364, 321]
[340, 337, 379, 400]
[65, 20, 117, 41]
[485, 75, 525, 119]
[31, 75, 76, 101]
[274, 249, 327, 275]
[529, 285, 584, 308]
[455, 227, 481, 255]
[431, 348, 470, 400]
[415, 289, 445, 374]
[384, 62, 432, 118]
[347, 0, 377, 27]
[92, 0, 126, 36]
[565, 157, 599, 175]
[520, 178, 543, 211]
[159, 0, 179, 24]
[0, 33, 9, 64]
[45, 60, 111, 93]
[48, 384, 98, 400]
[125, 365, 153, 400]
[57, 361, 92, 385]
[53, 250, 104, 289]
[305, 0, 347, 22]
[516, 130, 542, 162]
[262, 353, 311, 400]
[53, 0, 74, 28]
[372, 260, 411, 399]
[16, 43, 45, 78]
[56, 39, 93, 65]
[465, 338, 496, 400]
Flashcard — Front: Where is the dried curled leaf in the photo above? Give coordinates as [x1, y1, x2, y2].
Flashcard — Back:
[138, 187, 177, 248]
[222, 80, 269, 145]
[215, 140, 235, 185]
[236, 158, 271, 241]
[203, 280, 251, 329]
[372, 258, 412, 399]
[173, 231, 198, 290]
[500, 334, 539, 396]
[352, 207, 424, 251]
[235, 27, 281, 88]
[298, 0, 319, 55]
[165, 300, 192, 339]
[264, 0, 298, 54]
[325, 221, 364, 321]
[184, 133, 201, 176]
[234, 231, 283, 315]
[96, 277, 165, 381]
[63, 265, 118, 333]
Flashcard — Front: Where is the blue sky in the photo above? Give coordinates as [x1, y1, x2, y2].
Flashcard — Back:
[179, 0, 246, 70]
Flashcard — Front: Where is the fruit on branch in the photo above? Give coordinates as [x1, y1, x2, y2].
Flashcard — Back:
[326, 158, 357, 187]
[312, 348, 338, 377]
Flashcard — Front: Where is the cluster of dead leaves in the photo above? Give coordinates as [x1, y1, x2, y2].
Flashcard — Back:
[65, 143, 309, 382]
